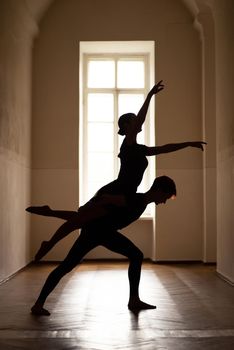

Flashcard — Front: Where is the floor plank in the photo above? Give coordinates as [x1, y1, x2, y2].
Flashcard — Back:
[0, 261, 234, 349]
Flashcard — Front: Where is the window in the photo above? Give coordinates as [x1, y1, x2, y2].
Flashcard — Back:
[80, 42, 155, 215]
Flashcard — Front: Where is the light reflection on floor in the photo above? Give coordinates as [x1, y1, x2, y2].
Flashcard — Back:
[0, 261, 234, 350]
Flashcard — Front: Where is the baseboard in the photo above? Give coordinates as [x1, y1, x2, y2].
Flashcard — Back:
[0, 261, 34, 286]
[152, 260, 217, 266]
[31, 259, 216, 265]
[216, 271, 234, 286]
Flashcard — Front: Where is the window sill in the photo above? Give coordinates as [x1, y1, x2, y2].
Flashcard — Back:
[139, 215, 154, 220]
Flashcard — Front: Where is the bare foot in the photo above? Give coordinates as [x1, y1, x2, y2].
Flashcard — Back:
[31, 304, 50, 316]
[26, 205, 51, 216]
[128, 299, 156, 311]
[34, 241, 52, 261]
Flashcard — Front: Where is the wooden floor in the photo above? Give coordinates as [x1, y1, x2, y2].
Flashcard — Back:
[0, 261, 234, 350]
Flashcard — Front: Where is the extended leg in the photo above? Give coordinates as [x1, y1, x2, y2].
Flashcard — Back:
[102, 230, 156, 310]
[31, 229, 100, 316]
[34, 216, 81, 261]
[26, 205, 77, 220]
[26, 197, 108, 221]
[34, 204, 109, 261]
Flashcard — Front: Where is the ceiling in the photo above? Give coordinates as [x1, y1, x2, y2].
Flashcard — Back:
[24, 0, 54, 23]
[24, 0, 213, 25]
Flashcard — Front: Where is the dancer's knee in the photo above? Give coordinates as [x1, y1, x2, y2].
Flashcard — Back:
[130, 248, 144, 263]
[55, 260, 77, 276]
[137, 249, 144, 262]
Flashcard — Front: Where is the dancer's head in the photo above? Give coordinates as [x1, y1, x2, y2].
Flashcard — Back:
[149, 176, 177, 205]
[118, 113, 136, 135]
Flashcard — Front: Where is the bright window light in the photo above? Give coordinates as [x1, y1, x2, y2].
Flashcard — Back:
[117, 60, 145, 88]
[87, 153, 114, 198]
[88, 60, 115, 88]
[118, 94, 144, 115]
[88, 94, 114, 122]
[85, 58, 147, 198]
[88, 123, 114, 152]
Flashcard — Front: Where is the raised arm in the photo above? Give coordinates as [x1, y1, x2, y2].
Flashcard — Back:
[136, 81, 164, 127]
[145, 141, 207, 156]
[126, 81, 164, 143]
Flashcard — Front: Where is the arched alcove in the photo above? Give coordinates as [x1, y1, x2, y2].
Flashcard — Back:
[30, 0, 212, 262]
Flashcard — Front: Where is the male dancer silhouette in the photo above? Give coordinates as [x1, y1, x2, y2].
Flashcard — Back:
[31, 175, 176, 316]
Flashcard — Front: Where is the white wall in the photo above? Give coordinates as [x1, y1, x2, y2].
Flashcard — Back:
[155, 20, 204, 260]
[213, 0, 234, 284]
[31, 0, 205, 261]
[0, 1, 37, 282]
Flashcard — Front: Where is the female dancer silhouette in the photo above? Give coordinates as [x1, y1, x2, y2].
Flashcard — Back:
[27, 81, 206, 260]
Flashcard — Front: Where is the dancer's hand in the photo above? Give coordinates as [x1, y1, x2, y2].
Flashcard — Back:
[190, 141, 207, 151]
[150, 80, 164, 95]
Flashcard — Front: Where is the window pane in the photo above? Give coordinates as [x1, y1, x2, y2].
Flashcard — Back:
[88, 93, 114, 122]
[118, 93, 144, 115]
[87, 181, 109, 200]
[88, 153, 114, 182]
[87, 182, 101, 199]
[88, 60, 115, 88]
[137, 128, 145, 144]
[87, 153, 114, 198]
[117, 60, 144, 88]
[88, 123, 114, 152]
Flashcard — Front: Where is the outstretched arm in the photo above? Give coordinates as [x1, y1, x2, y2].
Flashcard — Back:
[145, 141, 207, 156]
[126, 81, 164, 143]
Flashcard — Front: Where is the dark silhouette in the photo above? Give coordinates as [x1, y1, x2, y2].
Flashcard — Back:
[27, 81, 206, 260]
[31, 175, 176, 316]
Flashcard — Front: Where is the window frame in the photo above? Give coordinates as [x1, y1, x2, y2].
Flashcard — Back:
[79, 41, 155, 216]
